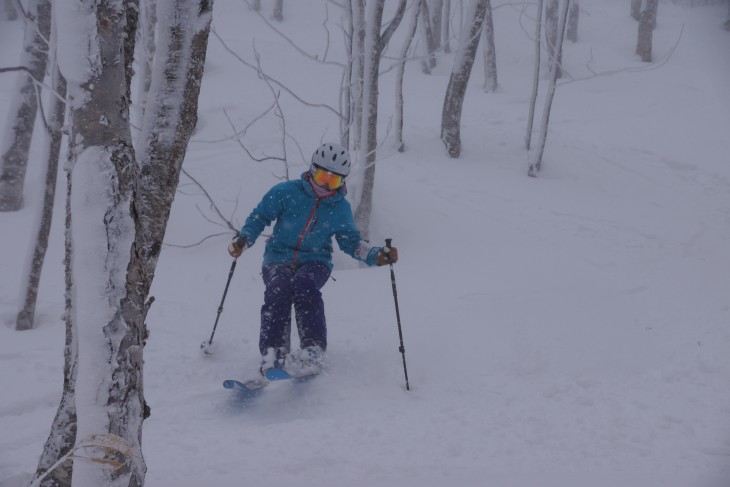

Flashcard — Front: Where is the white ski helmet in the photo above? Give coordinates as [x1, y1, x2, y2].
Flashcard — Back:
[311, 143, 351, 176]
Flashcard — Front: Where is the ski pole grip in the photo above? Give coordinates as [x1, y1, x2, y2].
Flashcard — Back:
[385, 238, 392, 252]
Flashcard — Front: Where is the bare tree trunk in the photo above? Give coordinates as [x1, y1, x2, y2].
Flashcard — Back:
[38, 1, 214, 486]
[566, 0, 579, 42]
[529, 0, 568, 177]
[544, 0, 561, 78]
[630, 0, 641, 21]
[440, 0, 487, 158]
[430, 0, 443, 51]
[442, 0, 451, 53]
[354, 0, 407, 238]
[136, 0, 157, 131]
[482, 0, 497, 92]
[348, 0, 365, 151]
[0, 0, 51, 211]
[341, 0, 354, 147]
[395, 0, 421, 152]
[16, 66, 67, 331]
[34, 173, 77, 487]
[636, 0, 658, 62]
[273, 0, 283, 21]
[526, 0, 544, 150]
[419, 0, 437, 72]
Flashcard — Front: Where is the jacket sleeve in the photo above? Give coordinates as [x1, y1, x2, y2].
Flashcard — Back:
[239, 184, 283, 246]
[334, 203, 381, 266]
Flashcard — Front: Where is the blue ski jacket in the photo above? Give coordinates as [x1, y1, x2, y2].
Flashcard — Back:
[239, 172, 381, 270]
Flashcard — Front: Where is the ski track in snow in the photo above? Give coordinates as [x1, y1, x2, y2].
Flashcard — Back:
[2, 1, 730, 486]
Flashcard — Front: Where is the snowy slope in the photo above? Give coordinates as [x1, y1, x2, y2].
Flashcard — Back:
[2, 1, 730, 486]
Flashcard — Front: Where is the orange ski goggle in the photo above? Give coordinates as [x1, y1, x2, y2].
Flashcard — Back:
[311, 165, 344, 190]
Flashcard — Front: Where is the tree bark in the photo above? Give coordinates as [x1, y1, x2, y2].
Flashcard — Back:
[525, 0, 544, 150]
[482, 0, 497, 92]
[419, 0, 437, 72]
[636, 0, 658, 62]
[442, 0, 451, 53]
[395, 0, 422, 152]
[38, 1, 214, 486]
[430, 0, 443, 52]
[440, 0, 487, 158]
[529, 0, 569, 176]
[354, 0, 407, 238]
[544, 0, 562, 78]
[566, 0, 579, 42]
[16, 66, 67, 331]
[0, 0, 51, 211]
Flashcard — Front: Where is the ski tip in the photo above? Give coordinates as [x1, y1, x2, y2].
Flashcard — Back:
[223, 380, 236, 389]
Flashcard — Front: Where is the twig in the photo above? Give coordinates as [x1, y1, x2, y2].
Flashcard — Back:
[243, 0, 343, 67]
[180, 168, 237, 231]
[211, 28, 344, 120]
[163, 232, 230, 249]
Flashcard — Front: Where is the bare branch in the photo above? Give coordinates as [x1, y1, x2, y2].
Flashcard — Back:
[244, 0, 343, 67]
[163, 232, 231, 249]
[180, 168, 237, 232]
[211, 28, 345, 120]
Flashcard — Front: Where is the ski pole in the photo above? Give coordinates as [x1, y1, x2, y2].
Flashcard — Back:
[384, 238, 410, 391]
[201, 254, 239, 355]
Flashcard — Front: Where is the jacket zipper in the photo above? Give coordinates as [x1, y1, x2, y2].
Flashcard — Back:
[292, 199, 321, 266]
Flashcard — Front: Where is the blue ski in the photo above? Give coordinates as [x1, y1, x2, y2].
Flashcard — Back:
[264, 368, 319, 382]
[222, 378, 267, 398]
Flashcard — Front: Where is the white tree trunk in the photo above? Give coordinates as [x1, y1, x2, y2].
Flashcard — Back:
[16, 63, 67, 331]
[354, 0, 407, 238]
[395, 0, 421, 152]
[525, 0, 544, 150]
[529, 0, 569, 176]
[544, 0, 562, 78]
[482, 0, 497, 92]
[135, 0, 157, 132]
[442, 0, 451, 53]
[566, 0, 579, 42]
[440, 0, 487, 158]
[0, 0, 51, 211]
[38, 1, 214, 486]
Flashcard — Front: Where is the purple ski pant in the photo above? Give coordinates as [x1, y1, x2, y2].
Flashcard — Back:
[260, 262, 331, 355]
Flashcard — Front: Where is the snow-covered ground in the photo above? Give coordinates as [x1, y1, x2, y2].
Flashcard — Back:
[2, 1, 730, 486]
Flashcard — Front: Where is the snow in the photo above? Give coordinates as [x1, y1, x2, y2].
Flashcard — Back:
[2, 1, 730, 486]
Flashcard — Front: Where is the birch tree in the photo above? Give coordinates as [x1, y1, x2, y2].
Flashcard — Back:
[440, 0, 487, 158]
[16, 64, 67, 331]
[525, 0, 544, 150]
[34, 1, 214, 485]
[0, 0, 51, 211]
[544, 0, 562, 78]
[636, 0, 659, 62]
[395, 0, 422, 152]
[353, 0, 407, 238]
[529, 0, 568, 176]
[566, 0, 579, 42]
[482, 0, 497, 92]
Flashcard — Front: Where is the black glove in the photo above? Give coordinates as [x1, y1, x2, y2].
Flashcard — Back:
[376, 246, 398, 266]
[228, 235, 248, 258]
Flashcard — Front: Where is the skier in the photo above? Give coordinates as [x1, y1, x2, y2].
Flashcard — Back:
[228, 143, 399, 377]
